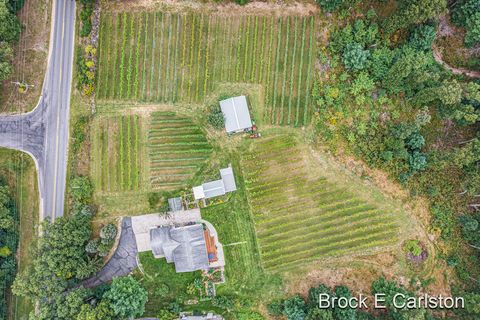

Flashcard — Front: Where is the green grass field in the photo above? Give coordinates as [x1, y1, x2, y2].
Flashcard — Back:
[96, 12, 316, 126]
[148, 111, 213, 190]
[91, 114, 143, 192]
[241, 135, 400, 272]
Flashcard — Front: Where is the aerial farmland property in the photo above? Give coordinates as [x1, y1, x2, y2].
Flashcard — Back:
[2, 0, 480, 319]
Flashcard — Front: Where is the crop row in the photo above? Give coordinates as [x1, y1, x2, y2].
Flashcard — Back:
[148, 112, 212, 190]
[92, 115, 142, 193]
[97, 12, 316, 126]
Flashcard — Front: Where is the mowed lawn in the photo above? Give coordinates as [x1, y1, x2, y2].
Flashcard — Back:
[241, 134, 400, 272]
[96, 11, 316, 126]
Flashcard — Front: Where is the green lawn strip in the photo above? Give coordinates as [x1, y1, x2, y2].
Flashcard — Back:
[134, 13, 143, 99]
[118, 13, 128, 99]
[172, 15, 181, 102]
[187, 15, 196, 101]
[110, 14, 121, 99]
[118, 116, 124, 190]
[156, 13, 166, 101]
[164, 13, 174, 102]
[257, 16, 266, 83]
[148, 12, 158, 101]
[127, 116, 132, 190]
[125, 13, 135, 98]
[263, 17, 275, 122]
[287, 17, 298, 125]
[271, 17, 282, 124]
[295, 18, 307, 126]
[203, 16, 212, 101]
[242, 16, 251, 82]
[141, 12, 149, 100]
[194, 15, 204, 102]
[180, 14, 188, 100]
[279, 17, 290, 125]
[250, 16, 258, 82]
[303, 16, 315, 125]
[235, 17, 243, 82]
[201, 158, 279, 300]
[134, 115, 140, 189]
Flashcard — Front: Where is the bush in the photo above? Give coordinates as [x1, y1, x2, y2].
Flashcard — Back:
[85, 239, 99, 254]
[283, 296, 306, 320]
[69, 176, 93, 204]
[155, 283, 170, 297]
[100, 223, 117, 241]
[207, 106, 225, 129]
[342, 42, 370, 71]
[316, 0, 346, 12]
[404, 240, 422, 256]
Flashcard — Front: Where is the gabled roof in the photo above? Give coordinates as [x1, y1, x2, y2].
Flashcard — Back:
[202, 180, 226, 199]
[150, 224, 209, 273]
[220, 167, 237, 192]
[220, 96, 253, 133]
[168, 197, 183, 212]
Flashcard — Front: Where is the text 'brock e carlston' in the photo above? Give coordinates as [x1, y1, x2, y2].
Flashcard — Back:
[318, 293, 465, 310]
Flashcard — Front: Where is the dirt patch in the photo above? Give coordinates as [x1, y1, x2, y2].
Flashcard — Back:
[104, 0, 319, 17]
[0, 0, 51, 114]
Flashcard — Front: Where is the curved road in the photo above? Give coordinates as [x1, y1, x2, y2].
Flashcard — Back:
[0, 0, 76, 221]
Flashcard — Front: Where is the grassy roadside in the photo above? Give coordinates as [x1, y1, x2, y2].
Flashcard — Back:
[0, 150, 38, 320]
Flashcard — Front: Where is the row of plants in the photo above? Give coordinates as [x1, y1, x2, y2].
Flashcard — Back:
[279, 17, 291, 125]
[287, 17, 299, 125]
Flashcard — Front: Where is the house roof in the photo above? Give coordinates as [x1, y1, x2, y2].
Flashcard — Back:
[150, 224, 209, 273]
[220, 96, 253, 133]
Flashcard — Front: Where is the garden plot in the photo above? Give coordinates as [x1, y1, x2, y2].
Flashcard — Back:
[91, 115, 143, 192]
[241, 135, 400, 272]
[148, 111, 213, 190]
[97, 11, 316, 126]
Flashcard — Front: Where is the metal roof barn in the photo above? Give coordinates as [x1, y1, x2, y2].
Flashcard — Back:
[220, 96, 253, 133]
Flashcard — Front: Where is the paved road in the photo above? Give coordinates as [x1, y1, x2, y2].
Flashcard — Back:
[0, 0, 76, 221]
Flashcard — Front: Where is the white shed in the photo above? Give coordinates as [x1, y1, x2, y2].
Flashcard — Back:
[219, 96, 253, 134]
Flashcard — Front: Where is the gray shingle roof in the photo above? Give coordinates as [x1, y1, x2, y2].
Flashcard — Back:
[168, 197, 183, 212]
[220, 96, 253, 133]
[150, 224, 209, 273]
[220, 167, 237, 192]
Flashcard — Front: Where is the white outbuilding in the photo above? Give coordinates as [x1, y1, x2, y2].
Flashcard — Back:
[219, 96, 253, 134]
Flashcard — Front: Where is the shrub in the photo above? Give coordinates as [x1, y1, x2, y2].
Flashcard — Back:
[155, 283, 170, 297]
[85, 239, 99, 254]
[342, 42, 370, 71]
[207, 106, 225, 129]
[100, 223, 117, 241]
[69, 176, 93, 204]
[104, 276, 148, 318]
[408, 24, 436, 51]
[404, 240, 422, 256]
[316, 0, 346, 12]
[283, 295, 306, 320]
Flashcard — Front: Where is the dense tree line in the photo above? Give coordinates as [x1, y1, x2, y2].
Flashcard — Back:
[0, 178, 19, 319]
[0, 0, 21, 85]
[314, 0, 480, 316]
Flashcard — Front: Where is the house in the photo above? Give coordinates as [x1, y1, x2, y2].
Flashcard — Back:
[219, 96, 253, 134]
[168, 197, 183, 212]
[192, 166, 237, 200]
[131, 209, 225, 273]
[150, 224, 209, 273]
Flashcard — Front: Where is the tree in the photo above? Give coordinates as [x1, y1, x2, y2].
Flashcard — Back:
[267, 300, 284, 316]
[308, 284, 331, 308]
[0, 0, 21, 43]
[408, 24, 436, 51]
[464, 293, 480, 316]
[76, 301, 115, 320]
[316, 0, 346, 12]
[0, 41, 13, 80]
[464, 12, 480, 47]
[342, 42, 370, 71]
[306, 308, 334, 320]
[283, 295, 307, 320]
[103, 276, 148, 319]
[384, 0, 447, 33]
[333, 286, 356, 320]
[207, 106, 225, 129]
[56, 288, 91, 319]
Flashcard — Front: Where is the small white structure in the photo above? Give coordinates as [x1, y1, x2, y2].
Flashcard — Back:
[193, 166, 237, 200]
[220, 96, 253, 134]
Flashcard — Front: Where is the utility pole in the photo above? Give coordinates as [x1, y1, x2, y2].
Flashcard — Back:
[11, 81, 35, 93]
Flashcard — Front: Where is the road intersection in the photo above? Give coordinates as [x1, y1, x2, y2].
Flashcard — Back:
[0, 0, 76, 221]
